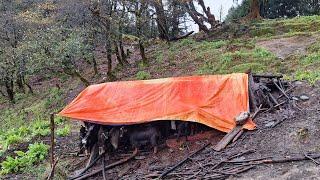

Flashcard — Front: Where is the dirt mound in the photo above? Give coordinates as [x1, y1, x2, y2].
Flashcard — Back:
[257, 35, 319, 59]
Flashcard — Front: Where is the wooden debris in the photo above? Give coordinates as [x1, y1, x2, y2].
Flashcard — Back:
[213, 126, 242, 151]
[252, 74, 283, 79]
[232, 129, 245, 143]
[74, 150, 138, 180]
[248, 72, 258, 112]
[102, 155, 106, 180]
[304, 152, 320, 165]
[158, 142, 211, 179]
[169, 31, 194, 41]
[47, 157, 59, 180]
[226, 153, 320, 164]
[70, 152, 105, 180]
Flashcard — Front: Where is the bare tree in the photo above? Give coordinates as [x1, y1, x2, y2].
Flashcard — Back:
[183, 0, 218, 33]
[151, 0, 170, 41]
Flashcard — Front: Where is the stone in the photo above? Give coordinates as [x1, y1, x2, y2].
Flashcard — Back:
[300, 95, 309, 101]
[292, 96, 299, 101]
[235, 112, 250, 125]
[135, 155, 146, 160]
[265, 121, 275, 127]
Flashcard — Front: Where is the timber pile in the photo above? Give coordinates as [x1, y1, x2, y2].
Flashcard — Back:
[213, 73, 299, 151]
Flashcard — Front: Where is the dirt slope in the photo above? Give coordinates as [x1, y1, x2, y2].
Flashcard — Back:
[257, 34, 320, 59]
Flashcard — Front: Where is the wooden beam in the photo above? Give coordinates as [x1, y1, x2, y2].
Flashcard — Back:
[213, 126, 242, 151]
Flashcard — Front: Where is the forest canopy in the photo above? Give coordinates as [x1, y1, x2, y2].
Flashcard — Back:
[227, 0, 320, 21]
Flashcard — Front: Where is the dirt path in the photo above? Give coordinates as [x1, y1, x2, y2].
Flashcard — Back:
[257, 34, 320, 59]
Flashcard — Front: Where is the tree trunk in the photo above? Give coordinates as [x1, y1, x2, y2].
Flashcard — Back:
[23, 77, 33, 94]
[139, 40, 147, 64]
[5, 78, 15, 103]
[184, 2, 210, 33]
[247, 0, 261, 19]
[92, 56, 99, 75]
[171, 0, 180, 38]
[0, 89, 5, 97]
[135, 1, 148, 64]
[119, 38, 128, 64]
[106, 40, 112, 70]
[114, 41, 124, 67]
[16, 73, 25, 93]
[153, 0, 170, 41]
[197, 0, 216, 26]
[106, 43, 116, 81]
[74, 71, 90, 87]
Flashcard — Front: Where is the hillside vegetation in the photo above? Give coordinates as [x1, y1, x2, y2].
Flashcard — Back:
[132, 16, 320, 83]
[1, 15, 320, 177]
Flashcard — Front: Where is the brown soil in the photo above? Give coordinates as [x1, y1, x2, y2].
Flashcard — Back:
[257, 34, 320, 59]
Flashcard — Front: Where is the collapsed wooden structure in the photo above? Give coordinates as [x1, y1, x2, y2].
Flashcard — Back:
[48, 73, 314, 179]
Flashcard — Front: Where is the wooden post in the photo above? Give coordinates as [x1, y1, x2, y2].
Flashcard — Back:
[50, 113, 55, 178]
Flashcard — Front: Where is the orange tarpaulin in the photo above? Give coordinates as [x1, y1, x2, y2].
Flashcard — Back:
[59, 73, 255, 133]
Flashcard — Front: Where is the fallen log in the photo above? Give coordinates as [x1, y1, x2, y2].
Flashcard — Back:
[169, 31, 194, 41]
[158, 142, 210, 179]
[74, 150, 137, 180]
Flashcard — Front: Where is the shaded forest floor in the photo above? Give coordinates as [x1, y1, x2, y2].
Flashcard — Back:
[1, 15, 320, 179]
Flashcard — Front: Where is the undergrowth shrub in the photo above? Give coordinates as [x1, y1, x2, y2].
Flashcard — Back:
[31, 120, 50, 136]
[0, 143, 49, 174]
[44, 87, 63, 109]
[0, 117, 67, 156]
[56, 125, 71, 137]
[136, 71, 151, 80]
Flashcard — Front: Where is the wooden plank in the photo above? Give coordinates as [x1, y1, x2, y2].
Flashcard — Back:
[213, 126, 242, 151]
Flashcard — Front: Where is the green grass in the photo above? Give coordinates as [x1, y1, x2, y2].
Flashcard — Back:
[250, 15, 320, 39]
[197, 45, 278, 75]
[293, 41, 320, 84]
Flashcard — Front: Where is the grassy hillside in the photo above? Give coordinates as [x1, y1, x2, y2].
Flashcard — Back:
[129, 15, 320, 84]
[1, 15, 320, 177]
